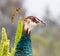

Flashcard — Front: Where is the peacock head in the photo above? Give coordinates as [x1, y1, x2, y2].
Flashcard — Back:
[11, 8, 45, 32]
[24, 16, 45, 31]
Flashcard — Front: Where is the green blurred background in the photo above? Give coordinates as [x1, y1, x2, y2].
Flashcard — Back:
[0, 0, 60, 56]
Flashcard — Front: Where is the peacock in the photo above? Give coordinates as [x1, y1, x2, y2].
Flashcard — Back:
[11, 8, 45, 56]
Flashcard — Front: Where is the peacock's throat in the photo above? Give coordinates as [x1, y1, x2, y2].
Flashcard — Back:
[23, 23, 31, 35]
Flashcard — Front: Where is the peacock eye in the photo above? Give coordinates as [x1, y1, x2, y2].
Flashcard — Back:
[32, 18, 36, 22]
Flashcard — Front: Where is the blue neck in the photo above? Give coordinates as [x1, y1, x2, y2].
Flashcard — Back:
[15, 28, 32, 56]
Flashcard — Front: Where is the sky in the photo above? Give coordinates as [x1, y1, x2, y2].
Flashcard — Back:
[23, 0, 60, 24]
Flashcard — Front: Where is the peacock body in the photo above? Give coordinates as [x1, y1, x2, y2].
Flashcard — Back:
[15, 28, 32, 56]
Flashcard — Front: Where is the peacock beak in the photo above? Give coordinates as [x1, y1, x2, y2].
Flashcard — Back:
[38, 20, 45, 25]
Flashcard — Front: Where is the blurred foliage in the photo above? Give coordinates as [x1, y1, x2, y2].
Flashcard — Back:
[11, 18, 23, 56]
[14, 18, 23, 46]
[0, 18, 23, 56]
[0, 27, 10, 56]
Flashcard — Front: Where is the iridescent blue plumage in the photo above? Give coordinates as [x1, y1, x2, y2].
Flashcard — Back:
[15, 29, 32, 56]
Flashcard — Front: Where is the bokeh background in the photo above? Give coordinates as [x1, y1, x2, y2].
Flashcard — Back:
[0, 0, 60, 56]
